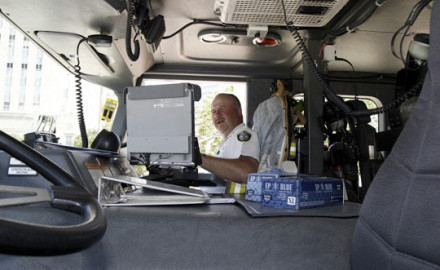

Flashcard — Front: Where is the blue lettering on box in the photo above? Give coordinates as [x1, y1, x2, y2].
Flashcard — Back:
[264, 182, 272, 190]
[324, 183, 333, 191]
[280, 183, 293, 191]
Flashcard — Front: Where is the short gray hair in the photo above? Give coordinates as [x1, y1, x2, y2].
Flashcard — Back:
[215, 93, 241, 108]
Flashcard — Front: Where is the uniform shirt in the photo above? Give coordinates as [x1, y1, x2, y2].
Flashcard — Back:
[216, 123, 260, 193]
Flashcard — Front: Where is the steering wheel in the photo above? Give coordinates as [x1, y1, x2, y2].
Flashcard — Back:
[0, 130, 107, 255]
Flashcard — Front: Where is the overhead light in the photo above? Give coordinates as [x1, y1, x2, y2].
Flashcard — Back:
[253, 37, 280, 47]
[252, 33, 282, 47]
[199, 32, 228, 43]
[198, 29, 245, 44]
[198, 29, 281, 47]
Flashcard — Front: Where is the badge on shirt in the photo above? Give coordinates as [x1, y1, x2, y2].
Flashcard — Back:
[237, 130, 251, 142]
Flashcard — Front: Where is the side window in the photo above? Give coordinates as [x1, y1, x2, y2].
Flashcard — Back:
[344, 97, 381, 132]
[294, 94, 382, 132]
[0, 19, 117, 146]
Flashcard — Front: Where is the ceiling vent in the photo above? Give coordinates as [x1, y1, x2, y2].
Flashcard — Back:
[214, 0, 351, 27]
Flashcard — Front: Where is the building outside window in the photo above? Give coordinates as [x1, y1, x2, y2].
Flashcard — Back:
[0, 17, 116, 144]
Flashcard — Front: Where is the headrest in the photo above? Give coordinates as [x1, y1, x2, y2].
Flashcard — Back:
[345, 100, 371, 125]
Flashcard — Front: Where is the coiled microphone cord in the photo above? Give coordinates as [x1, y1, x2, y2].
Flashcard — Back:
[125, 0, 140, 61]
[75, 38, 88, 148]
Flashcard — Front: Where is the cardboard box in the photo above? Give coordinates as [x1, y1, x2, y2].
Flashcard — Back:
[245, 170, 344, 209]
[245, 169, 298, 202]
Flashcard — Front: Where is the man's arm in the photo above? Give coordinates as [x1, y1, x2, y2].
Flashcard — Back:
[200, 155, 259, 184]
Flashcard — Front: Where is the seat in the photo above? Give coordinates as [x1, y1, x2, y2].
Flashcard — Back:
[345, 100, 382, 201]
[253, 79, 305, 173]
[253, 95, 286, 172]
[351, 1, 440, 269]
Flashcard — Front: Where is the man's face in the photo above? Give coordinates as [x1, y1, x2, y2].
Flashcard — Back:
[211, 95, 242, 138]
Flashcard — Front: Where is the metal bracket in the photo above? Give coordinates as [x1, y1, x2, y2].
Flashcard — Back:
[0, 185, 51, 207]
[98, 175, 211, 206]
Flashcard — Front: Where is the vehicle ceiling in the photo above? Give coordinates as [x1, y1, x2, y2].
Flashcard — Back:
[0, 0, 431, 92]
